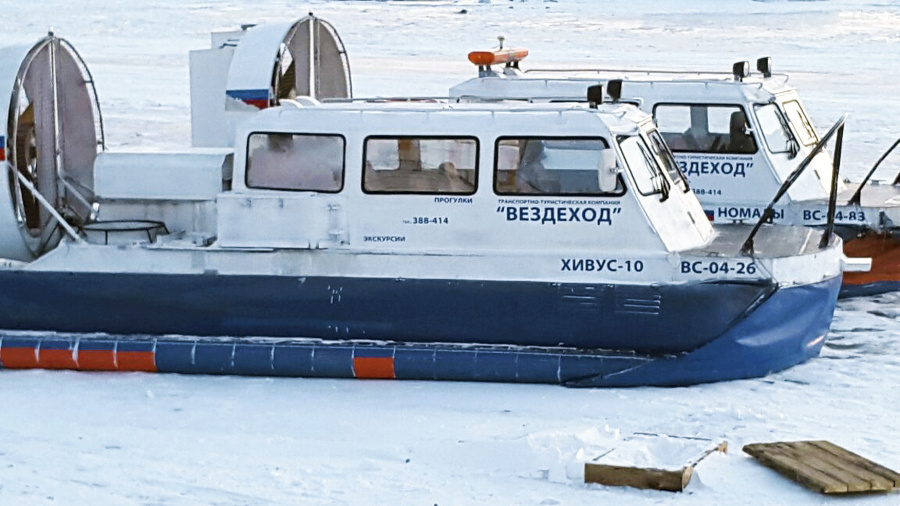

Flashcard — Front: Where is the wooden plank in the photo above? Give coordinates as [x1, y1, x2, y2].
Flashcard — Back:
[584, 463, 691, 492]
[808, 441, 900, 487]
[743, 441, 900, 495]
[786, 442, 894, 491]
[770, 443, 871, 492]
[772, 441, 896, 492]
[744, 444, 848, 494]
[585, 438, 727, 492]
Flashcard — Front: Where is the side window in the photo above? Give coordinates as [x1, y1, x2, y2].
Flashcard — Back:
[754, 103, 795, 154]
[363, 137, 477, 194]
[654, 104, 757, 154]
[246, 133, 344, 192]
[494, 137, 623, 196]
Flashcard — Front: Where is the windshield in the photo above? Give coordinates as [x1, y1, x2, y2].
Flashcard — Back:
[782, 99, 818, 147]
[618, 135, 669, 199]
[646, 128, 688, 190]
[753, 103, 795, 155]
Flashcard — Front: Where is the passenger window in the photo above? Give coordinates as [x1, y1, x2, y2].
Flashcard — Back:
[654, 104, 757, 154]
[246, 133, 344, 192]
[363, 137, 477, 194]
[494, 137, 623, 196]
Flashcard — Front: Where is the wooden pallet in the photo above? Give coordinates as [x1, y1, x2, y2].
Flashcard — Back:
[743, 440, 900, 494]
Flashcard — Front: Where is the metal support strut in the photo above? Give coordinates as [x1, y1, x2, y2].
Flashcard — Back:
[741, 113, 847, 255]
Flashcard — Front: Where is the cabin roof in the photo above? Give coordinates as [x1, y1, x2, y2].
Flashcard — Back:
[525, 69, 791, 89]
[240, 99, 653, 136]
[450, 72, 794, 105]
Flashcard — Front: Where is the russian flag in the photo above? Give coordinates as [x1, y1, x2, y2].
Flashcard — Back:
[226, 89, 270, 109]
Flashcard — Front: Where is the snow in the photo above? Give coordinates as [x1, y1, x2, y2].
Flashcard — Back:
[2, 0, 900, 504]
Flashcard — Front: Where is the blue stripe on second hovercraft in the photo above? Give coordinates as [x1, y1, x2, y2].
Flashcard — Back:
[839, 280, 900, 298]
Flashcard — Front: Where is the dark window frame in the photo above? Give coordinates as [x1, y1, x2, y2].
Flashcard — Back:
[652, 102, 759, 155]
[645, 128, 689, 192]
[361, 135, 480, 196]
[245, 131, 347, 193]
[617, 134, 670, 199]
[493, 136, 626, 198]
[781, 99, 818, 147]
[753, 102, 797, 155]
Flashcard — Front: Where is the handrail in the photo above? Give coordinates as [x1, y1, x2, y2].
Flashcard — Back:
[59, 175, 94, 212]
[522, 67, 791, 83]
[741, 113, 848, 255]
[5, 162, 83, 243]
[847, 137, 900, 205]
[820, 124, 845, 248]
[525, 67, 735, 76]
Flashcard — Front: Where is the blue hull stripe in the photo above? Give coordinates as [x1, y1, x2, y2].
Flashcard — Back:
[0, 272, 776, 354]
[839, 281, 900, 298]
[0, 275, 841, 386]
[568, 275, 841, 386]
[0, 274, 841, 387]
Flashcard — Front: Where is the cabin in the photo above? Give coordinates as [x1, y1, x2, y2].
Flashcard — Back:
[91, 99, 714, 263]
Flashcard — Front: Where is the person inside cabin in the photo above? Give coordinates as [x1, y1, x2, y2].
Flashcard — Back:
[437, 161, 474, 192]
[514, 140, 553, 193]
[682, 106, 712, 152]
[728, 110, 756, 154]
[364, 138, 475, 193]
[247, 133, 342, 192]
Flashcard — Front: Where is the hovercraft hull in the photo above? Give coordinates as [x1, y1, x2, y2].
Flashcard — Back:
[0, 274, 841, 387]
[840, 232, 900, 297]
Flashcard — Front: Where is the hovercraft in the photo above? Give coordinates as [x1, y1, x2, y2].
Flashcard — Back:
[450, 48, 894, 297]
[0, 18, 848, 387]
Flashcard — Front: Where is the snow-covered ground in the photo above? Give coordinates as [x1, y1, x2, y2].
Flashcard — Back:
[2, 1, 900, 504]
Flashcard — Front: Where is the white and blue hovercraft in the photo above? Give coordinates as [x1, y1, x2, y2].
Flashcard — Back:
[0, 18, 851, 387]
[450, 48, 896, 297]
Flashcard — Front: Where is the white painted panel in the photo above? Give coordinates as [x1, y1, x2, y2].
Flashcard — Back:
[216, 192, 347, 249]
[190, 47, 234, 148]
[95, 151, 228, 200]
[225, 22, 294, 94]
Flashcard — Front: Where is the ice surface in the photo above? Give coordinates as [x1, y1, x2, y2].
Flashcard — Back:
[1, 1, 900, 504]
